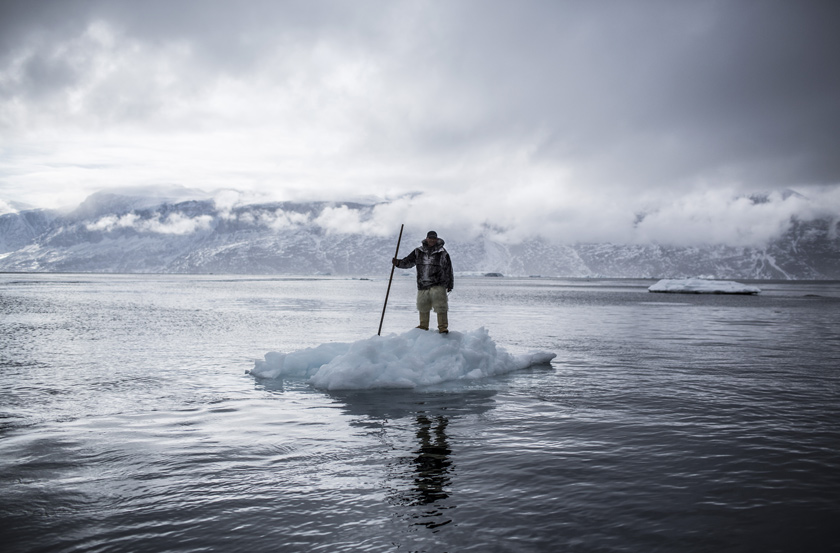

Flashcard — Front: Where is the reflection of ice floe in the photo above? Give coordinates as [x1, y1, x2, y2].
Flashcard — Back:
[331, 388, 498, 423]
[251, 327, 556, 390]
[648, 278, 761, 295]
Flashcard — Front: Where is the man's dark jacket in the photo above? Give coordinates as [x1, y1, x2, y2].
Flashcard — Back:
[396, 238, 454, 291]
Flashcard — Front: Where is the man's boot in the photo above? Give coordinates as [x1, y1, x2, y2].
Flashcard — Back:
[417, 311, 430, 330]
[437, 311, 449, 334]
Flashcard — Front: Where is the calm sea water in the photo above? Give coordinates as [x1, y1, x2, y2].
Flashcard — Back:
[1, 274, 839, 552]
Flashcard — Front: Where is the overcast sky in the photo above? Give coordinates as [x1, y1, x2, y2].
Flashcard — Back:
[1, 0, 839, 245]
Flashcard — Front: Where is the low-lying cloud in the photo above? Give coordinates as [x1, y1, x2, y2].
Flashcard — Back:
[87, 212, 213, 235]
[69, 183, 840, 249]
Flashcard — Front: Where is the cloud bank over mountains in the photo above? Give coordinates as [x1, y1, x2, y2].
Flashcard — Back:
[11, 184, 837, 250]
[1, 189, 838, 279]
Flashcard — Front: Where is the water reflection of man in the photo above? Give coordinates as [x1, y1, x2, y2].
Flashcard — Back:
[412, 414, 452, 506]
[345, 391, 494, 534]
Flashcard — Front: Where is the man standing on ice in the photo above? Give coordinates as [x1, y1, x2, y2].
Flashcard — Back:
[393, 230, 454, 334]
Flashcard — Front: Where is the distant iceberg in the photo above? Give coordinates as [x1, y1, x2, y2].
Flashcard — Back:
[251, 327, 556, 390]
[648, 278, 761, 295]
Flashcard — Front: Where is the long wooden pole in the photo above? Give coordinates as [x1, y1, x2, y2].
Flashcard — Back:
[378, 224, 404, 336]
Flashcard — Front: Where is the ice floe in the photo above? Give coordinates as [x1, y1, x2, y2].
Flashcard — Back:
[648, 278, 761, 294]
[251, 327, 556, 390]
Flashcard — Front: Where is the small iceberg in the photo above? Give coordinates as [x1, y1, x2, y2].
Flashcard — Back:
[250, 327, 556, 390]
[648, 278, 761, 295]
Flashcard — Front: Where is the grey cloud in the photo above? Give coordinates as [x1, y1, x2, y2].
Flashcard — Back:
[2, 50, 77, 101]
[0, 0, 388, 74]
[8, 1, 840, 166]
[0, 0, 403, 130]
[419, 1, 840, 190]
[1, 0, 839, 247]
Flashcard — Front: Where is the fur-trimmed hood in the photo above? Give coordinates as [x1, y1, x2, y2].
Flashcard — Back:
[421, 237, 445, 252]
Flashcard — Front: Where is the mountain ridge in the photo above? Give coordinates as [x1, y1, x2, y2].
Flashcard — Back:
[1, 194, 838, 279]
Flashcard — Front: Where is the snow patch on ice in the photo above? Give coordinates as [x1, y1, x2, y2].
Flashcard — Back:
[250, 327, 556, 390]
[649, 278, 761, 294]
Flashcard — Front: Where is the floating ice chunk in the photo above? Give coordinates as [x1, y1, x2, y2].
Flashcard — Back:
[648, 278, 761, 295]
[251, 327, 556, 390]
[251, 342, 351, 379]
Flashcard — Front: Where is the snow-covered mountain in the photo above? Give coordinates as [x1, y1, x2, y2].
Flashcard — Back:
[1, 192, 838, 279]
